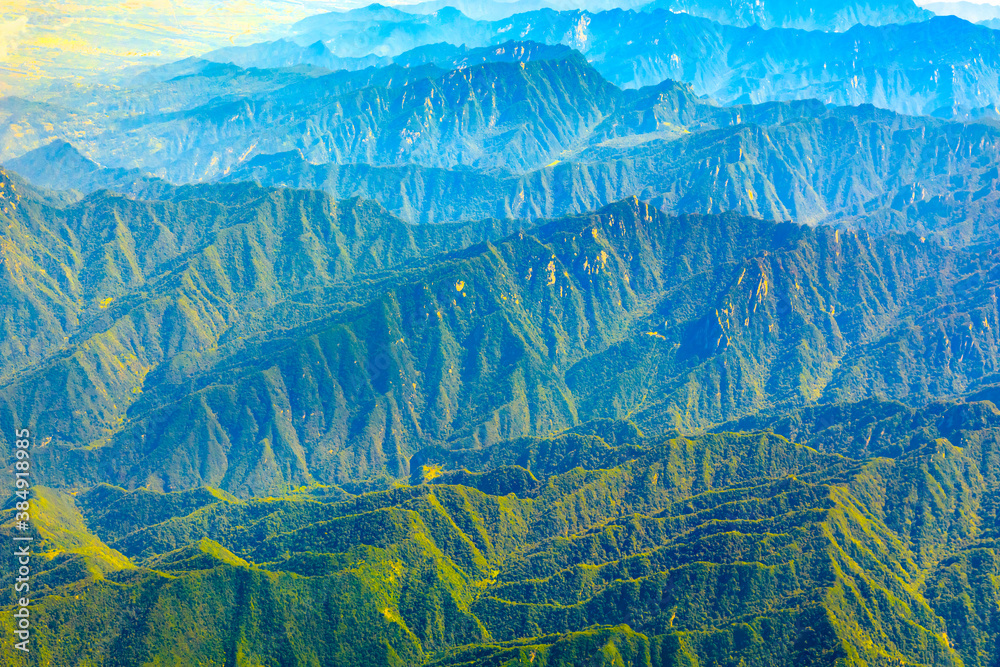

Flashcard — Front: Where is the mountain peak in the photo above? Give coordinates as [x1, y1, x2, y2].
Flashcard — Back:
[435, 5, 467, 18]
[5, 140, 103, 184]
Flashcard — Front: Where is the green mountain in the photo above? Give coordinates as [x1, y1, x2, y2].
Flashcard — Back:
[0, 173, 529, 486]
[4, 401, 999, 666]
[3, 176, 998, 498]
[3, 151, 1000, 667]
[3, 4, 1000, 662]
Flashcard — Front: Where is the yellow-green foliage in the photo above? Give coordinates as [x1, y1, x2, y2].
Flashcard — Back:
[19, 487, 132, 578]
[4, 415, 998, 666]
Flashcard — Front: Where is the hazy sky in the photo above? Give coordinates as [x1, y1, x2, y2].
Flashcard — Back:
[0, 0, 352, 94]
[1, 0, 997, 96]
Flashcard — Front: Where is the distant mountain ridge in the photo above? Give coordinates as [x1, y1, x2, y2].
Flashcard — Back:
[202, 10, 1000, 118]
[220, 95, 1000, 248]
[645, 0, 932, 29]
[5, 52, 625, 177]
[923, 0, 1000, 23]
[12, 54, 1000, 250]
[3, 140, 166, 196]
[287, 0, 931, 39]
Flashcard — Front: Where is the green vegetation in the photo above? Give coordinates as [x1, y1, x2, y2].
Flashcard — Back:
[2, 113, 999, 664]
[3, 408, 999, 666]
[4, 179, 997, 496]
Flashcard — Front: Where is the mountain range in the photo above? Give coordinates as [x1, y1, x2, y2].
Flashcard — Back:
[4, 399, 1000, 666]
[3, 1, 1000, 665]
[10, 49, 1000, 251]
[923, 1, 1000, 24]
[220, 90, 1000, 247]
[2, 176, 998, 497]
[5, 162, 995, 666]
[643, 0, 932, 29]
[204, 8, 999, 117]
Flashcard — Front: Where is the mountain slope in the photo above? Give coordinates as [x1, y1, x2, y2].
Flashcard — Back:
[0, 175, 529, 469]
[5, 419, 995, 666]
[230, 98, 1000, 248]
[5, 183, 998, 497]
[205, 10, 993, 117]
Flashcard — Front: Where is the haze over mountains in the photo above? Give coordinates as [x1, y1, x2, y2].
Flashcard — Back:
[205, 8, 999, 115]
[923, 0, 1000, 23]
[5, 5, 1000, 201]
[3, 0, 1000, 665]
[7, 43, 1000, 250]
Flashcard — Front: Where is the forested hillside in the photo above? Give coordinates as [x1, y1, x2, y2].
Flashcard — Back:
[2, 0, 999, 664]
